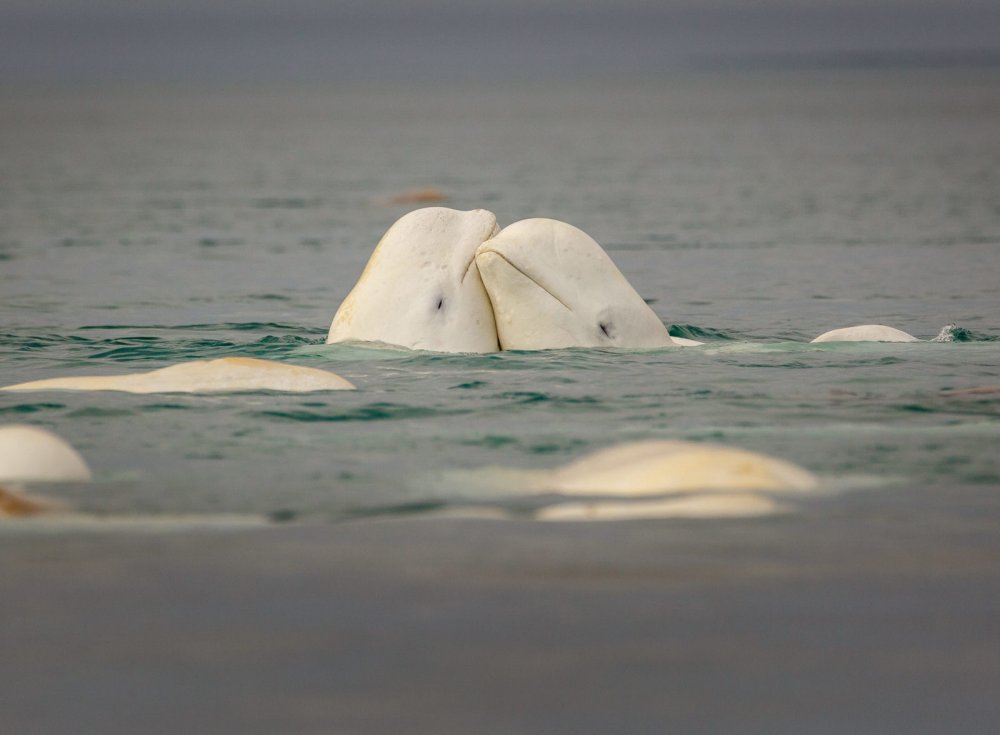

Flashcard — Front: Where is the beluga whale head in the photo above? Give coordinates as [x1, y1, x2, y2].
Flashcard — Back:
[474, 218, 677, 350]
[327, 207, 501, 353]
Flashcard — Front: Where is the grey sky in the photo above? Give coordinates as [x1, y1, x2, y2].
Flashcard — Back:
[2, 1, 998, 84]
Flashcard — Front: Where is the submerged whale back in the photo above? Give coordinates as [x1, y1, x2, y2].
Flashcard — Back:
[549, 440, 818, 495]
[1, 358, 356, 394]
[811, 325, 918, 343]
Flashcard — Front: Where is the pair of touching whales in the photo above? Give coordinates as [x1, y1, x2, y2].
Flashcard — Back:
[328, 207, 919, 352]
[327, 207, 698, 353]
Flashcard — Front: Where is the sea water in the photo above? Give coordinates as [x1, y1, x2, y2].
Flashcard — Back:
[1, 71, 998, 522]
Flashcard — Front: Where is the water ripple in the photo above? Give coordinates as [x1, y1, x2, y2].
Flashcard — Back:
[252, 402, 468, 423]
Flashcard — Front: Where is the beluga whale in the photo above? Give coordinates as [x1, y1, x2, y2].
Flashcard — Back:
[474, 218, 696, 350]
[327, 207, 501, 353]
[0, 424, 91, 518]
[1, 358, 355, 394]
[0, 424, 92, 484]
[537, 439, 817, 520]
[438, 439, 817, 521]
[811, 324, 918, 343]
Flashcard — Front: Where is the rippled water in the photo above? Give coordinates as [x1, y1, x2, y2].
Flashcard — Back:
[1, 71, 998, 522]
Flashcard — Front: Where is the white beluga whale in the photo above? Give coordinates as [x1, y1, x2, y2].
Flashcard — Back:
[0, 424, 92, 484]
[0, 424, 90, 517]
[537, 440, 816, 520]
[545, 440, 818, 496]
[327, 207, 500, 353]
[474, 218, 696, 350]
[1, 357, 355, 394]
[439, 440, 816, 521]
[811, 324, 918, 343]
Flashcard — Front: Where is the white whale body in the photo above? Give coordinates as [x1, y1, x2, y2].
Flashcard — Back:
[811, 324, 918, 343]
[0, 425, 92, 484]
[1, 357, 355, 394]
[440, 440, 817, 521]
[536, 440, 815, 521]
[327, 207, 500, 353]
[547, 440, 818, 496]
[475, 218, 685, 350]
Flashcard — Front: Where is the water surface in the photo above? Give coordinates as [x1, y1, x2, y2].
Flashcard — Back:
[1, 71, 998, 522]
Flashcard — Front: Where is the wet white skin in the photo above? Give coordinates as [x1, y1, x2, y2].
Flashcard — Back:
[0, 425, 91, 484]
[1, 358, 355, 394]
[475, 218, 679, 350]
[811, 325, 918, 343]
[327, 207, 501, 353]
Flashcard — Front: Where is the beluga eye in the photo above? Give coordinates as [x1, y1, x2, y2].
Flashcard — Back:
[599, 322, 613, 338]
[435, 297, 445, 311]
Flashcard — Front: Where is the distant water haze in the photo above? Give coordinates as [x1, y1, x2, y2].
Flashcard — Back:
[2, 0, 1000, 84]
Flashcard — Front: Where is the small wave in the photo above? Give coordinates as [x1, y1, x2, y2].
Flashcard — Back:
[931, 323, 998, 342]
[668, 324, 735, 341]
[298, 341, 426, 362]
[89, 344, 184, 361]
[893, 403, 937, 414]
[78, 322, 325, 335]
[0, 402, 66, 414]
[253, 402, 468, 423]
[489, 391, 601, 411]
[0, 333, 92, 354]
[2, 324, 328, 365]
[66, 407, 134, 418]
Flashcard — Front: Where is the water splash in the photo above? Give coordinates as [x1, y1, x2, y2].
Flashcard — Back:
[931, 323, 996, 342]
